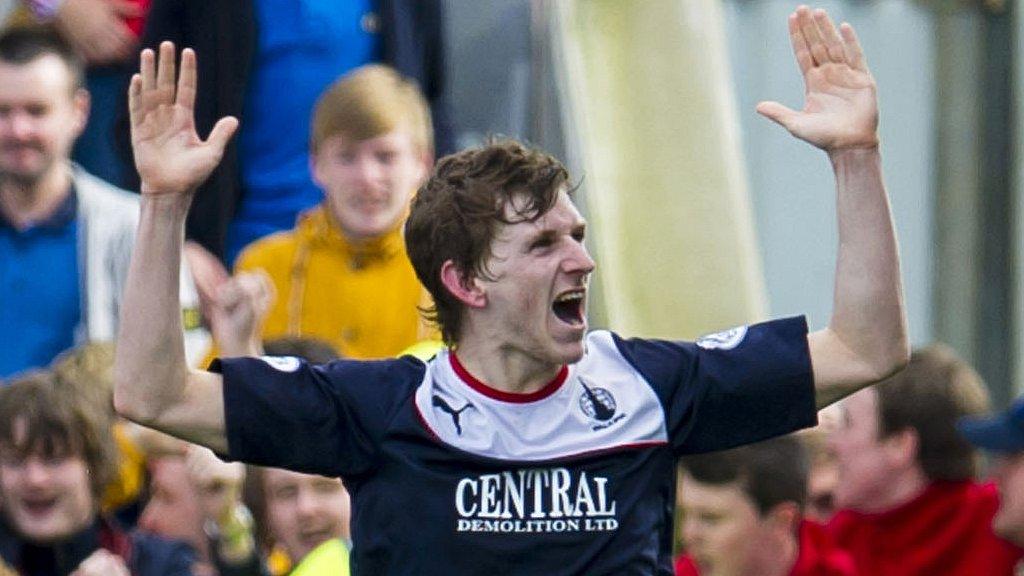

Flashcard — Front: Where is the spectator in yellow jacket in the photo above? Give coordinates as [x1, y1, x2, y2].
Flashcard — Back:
[191, 64, 437, 360]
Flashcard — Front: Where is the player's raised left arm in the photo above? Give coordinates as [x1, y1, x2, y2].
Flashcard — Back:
[756, 6, 909, 408]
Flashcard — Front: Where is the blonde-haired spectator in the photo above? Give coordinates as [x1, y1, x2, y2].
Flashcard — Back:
[192, 64, 438, 362]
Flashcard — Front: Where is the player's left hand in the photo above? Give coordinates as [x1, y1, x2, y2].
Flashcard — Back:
[756, 6, 878, 152]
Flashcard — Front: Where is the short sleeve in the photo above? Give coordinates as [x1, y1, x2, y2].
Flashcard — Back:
[212, 355, 425, 477]
[612, 316, 816, 455]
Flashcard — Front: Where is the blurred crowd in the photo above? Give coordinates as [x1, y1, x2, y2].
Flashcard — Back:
[1, 2, 1023, 576]
[674, 346, 1024, 575]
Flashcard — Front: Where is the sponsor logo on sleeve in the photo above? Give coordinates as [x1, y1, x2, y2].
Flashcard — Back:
[695, 326, 748, 350]
[454, 468, 619, 534]
[258, 355, 302, 373]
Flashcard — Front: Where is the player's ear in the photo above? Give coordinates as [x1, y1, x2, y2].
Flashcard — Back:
[440, 260, 486, 308]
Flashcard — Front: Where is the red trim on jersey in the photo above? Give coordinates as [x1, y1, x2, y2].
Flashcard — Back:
[450, 353, 568, 403]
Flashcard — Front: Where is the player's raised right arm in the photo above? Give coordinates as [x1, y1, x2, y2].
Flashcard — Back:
[113, 42, 238, 453]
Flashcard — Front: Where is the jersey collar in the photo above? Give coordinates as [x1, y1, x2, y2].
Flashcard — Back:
[449, 352, 568, 403]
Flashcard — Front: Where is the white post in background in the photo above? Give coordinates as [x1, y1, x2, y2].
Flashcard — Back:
[550, 0, 768, 339]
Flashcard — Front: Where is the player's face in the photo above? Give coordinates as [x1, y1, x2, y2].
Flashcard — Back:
[828, 388, 900, 512]
[679, 475, 771, 576]
[0, 425, 94, 544]
[138, 457, 208, 558]
[262, 468, 351, 563]
[0, 56, 87, 186]
[991, 452, 1024, 546]
[312, 130, 429, 241]
[476, 190, 595, 365]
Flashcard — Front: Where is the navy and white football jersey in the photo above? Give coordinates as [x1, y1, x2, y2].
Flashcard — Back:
[215, 316, 816, 575]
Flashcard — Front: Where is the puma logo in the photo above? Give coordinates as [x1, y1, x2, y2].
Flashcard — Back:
[432, 395, 475, 435]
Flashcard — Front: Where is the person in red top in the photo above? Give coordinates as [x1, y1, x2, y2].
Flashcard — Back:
[675, 436, 856, 576]
[828, 344, 1024, 575]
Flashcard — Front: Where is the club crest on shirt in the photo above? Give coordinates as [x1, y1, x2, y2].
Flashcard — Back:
[258, 355, 302, 373]
[578, 378, 626, 431]
[579, 382, 616, 421]
[695, 326, 748, 350]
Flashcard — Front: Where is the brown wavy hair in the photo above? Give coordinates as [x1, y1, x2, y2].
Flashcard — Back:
[404, 139, 570, 344]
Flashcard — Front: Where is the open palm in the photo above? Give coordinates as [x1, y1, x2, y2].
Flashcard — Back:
[757, 7, 878, 151]
[129, 42, 238, 196]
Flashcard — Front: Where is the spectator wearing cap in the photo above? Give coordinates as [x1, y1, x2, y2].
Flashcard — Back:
[959, 396, 1024, 547]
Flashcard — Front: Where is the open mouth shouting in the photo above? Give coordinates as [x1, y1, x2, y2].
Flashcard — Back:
[552, 289, 586, 327]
